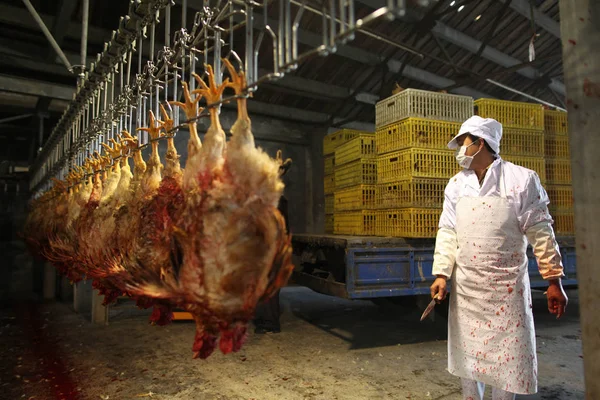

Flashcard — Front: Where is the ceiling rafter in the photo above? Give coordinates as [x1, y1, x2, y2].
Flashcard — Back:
[357, 0, 565, 96]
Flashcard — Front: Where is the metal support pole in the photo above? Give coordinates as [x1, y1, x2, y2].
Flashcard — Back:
[0, 114, 33, 125]
[182, 0, 188, 28]
[486, 79, 566, 111]
[559, 2, 600, 398]
[80, 0, 89, 82]
[21, 0, 73, 72]
[38, 115, 44, 152]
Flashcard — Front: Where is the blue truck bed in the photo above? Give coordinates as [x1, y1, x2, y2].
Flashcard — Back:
[291, 234, 577, 299]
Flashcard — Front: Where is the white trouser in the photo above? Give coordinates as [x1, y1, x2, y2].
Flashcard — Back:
[461, 378, 516, 400]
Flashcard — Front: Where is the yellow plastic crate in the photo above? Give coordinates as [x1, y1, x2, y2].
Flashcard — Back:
[544, 135, 570, 159]
[334, 185, 377, 212]
[545, 158, 572, 184]
[546, 184, 573, 211]
[334, 211, 377, 235]
[324, 174, 335, 194]
[503, 155, 547, 183]
[325, 194, 334, 214]
[335, 160, 377, 189]
[335, 135, 376, 165]
[375, 209, 440, 238]
[376, 89, 473, 128]
[549, 209, 574, 236]
[502, 128, 544, 156]
[544, 110, 568, 135]
[324, 155, 335, 175]
[323, 129, 370, 155]
[376, 179, 446, 209]
[377, 148, 459, 183]
[325, 214, 334, 234]
[375, 118, 461, 154]
[475, 98, 544, 130]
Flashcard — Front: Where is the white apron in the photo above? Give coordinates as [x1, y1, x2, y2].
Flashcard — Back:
[448, 161, 538, 395]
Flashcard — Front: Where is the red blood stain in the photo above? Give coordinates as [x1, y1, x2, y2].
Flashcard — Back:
[569, 39, 577, 45]
[580, 17, 585, 21]
[19, 304, 81, 400]
[508, 287, 514, 294]
[583, 78, 600, 98]
[581, 244, 587, 250]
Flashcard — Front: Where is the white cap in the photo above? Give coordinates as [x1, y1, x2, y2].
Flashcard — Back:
[447, 115, 503, 154]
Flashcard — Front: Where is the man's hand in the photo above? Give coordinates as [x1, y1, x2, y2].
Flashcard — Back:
[547, 279, 568, 319]
[430, 276, 448, 302]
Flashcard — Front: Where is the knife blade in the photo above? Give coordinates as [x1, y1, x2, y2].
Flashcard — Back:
[420, 298, 437, 322]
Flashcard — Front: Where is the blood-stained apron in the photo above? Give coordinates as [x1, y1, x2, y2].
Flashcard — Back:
[448, 161, 537, 395]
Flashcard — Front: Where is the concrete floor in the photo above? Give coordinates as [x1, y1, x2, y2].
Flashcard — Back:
[0, 286, 584, 400]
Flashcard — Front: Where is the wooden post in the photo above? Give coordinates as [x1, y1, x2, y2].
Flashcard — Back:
[42, 262, 56, 300]
[91, 286, 108, 325]
[73, 280, 93, 314]
[73, 281, 81, 312]
[559, 2, 600, 398]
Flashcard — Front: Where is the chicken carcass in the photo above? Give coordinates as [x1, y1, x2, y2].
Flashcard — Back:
[101, 133, 136, 278]
[34, 172, 85, 283]
[25, 63, 294, 360]
[172, 63, 293, 358]
[123, 108, 185, 325]
[74, 152, 125, 303]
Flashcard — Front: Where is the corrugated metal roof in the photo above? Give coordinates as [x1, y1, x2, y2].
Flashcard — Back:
[252, 0, 565, 123]
[0, 0, 565, 138]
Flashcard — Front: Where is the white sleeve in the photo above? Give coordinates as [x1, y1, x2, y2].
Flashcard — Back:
[438, 180, 457, 230]
[432, 227, 458, 279]
[517, 172, 564, 279]
[433, 181, 458, 278]
[525, 222, 565, 280]
[518, 171, 553, 232]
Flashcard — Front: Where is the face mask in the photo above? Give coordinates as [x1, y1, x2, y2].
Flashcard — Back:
[455, 140, 482, 169]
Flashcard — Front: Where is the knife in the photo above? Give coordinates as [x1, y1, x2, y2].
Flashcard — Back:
[420, 298, 437, 322]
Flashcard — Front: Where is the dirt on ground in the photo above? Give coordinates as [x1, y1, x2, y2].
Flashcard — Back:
[0, 287, 584, 400]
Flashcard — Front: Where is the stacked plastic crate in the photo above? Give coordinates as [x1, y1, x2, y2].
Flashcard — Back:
[332, 133, 377, 235]
[374, 89, 473, 238]
[543, 110, 573, 236]
[323, 129, 367, 234]
[474, 99, 546, 182]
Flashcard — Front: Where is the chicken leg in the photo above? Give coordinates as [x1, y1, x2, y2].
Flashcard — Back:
[136, 111, 164, 200]
[170, 81, 203, 158]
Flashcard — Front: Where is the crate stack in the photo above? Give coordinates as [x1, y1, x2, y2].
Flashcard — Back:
[332, 133, 377, 235]
[474, 99, 547, 183]
[374, 89, 474, 238]
[543, 110, 573, 236]
[474, 100, 572, 235]
[323, 129, 370, 234]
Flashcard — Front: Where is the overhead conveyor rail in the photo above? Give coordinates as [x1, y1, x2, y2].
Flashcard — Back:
[29, 0, 419, 196]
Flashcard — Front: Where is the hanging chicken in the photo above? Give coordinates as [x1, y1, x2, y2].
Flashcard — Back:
[162, 61, 293, 358]
[24, 60, 295, 359]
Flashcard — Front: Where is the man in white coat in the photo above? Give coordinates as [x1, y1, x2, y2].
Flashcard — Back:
[430, 116, 568, 400]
